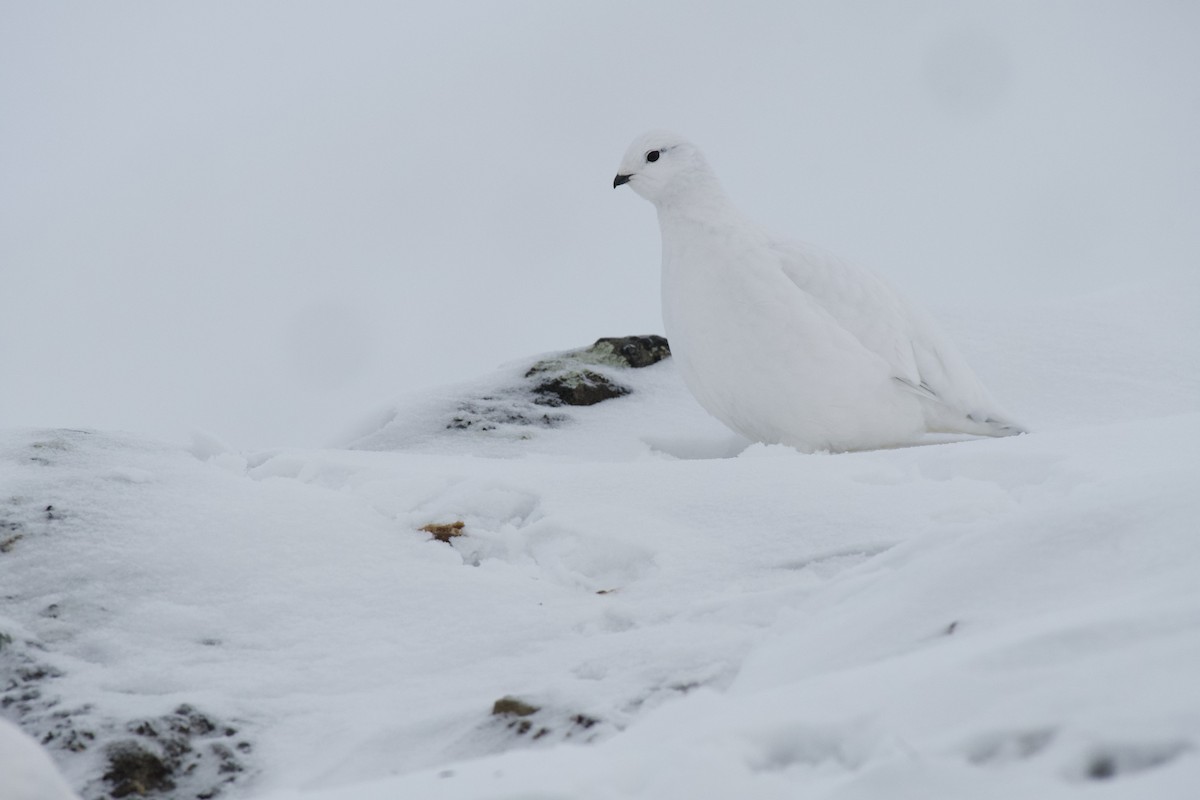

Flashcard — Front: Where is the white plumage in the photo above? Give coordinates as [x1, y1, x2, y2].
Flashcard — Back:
[613, 130, 1023, 453]
[0, 717, 80, 800]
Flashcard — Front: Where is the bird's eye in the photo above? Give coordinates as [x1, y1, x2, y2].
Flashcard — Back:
[646, 150, 660, 163]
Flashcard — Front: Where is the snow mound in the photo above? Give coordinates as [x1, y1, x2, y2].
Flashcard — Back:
[2, 280, 1198, 800]
[342, 334, 746, 460]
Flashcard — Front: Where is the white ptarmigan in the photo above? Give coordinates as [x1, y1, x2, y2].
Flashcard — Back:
[0, 717, 80, 800]
[613, 130, 1023, 453]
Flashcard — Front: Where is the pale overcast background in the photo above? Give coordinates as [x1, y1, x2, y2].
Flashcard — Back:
[2, 1, 1198, 449]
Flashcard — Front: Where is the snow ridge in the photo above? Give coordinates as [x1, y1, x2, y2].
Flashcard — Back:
[2, 282, 1198, 800]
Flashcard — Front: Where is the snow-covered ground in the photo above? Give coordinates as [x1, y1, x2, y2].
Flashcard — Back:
[2, 277, 1198, 799]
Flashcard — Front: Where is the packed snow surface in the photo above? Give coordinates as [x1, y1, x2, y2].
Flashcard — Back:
[613, 130, 1023, 452]
[1, 278, 1198, 800]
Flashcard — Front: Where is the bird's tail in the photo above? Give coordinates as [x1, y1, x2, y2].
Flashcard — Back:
[961, 411, 1027, 438]
[894, 376, 1027, 438]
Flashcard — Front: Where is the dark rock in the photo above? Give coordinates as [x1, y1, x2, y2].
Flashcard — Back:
[533, 369, 630, 407]
[521, 335, 669, 407]
[104, 742, 175, 798]
[524, 335, 670, 379]
[591, 335, 671, 368]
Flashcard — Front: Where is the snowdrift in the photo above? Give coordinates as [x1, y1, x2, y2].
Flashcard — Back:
[1, 280, 1198, 800]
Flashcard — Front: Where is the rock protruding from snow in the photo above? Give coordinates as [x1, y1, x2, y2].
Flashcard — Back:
[343, 334, 743, 459]
[524, 336, 670, 407]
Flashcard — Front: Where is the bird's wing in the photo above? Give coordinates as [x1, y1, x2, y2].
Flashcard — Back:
[770, 237, 924, 382]
[771, 236, 1023, 436]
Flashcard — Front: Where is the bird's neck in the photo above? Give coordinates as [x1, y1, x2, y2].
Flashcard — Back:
[655, 177, 750, 238]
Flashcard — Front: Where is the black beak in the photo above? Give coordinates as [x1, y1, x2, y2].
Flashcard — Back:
[613, 173, 632, 188]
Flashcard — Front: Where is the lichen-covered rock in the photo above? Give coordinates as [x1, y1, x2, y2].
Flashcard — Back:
[532, 369, 630, 407]
[590, 335, 671, 369]
[524, 335, 671, 379]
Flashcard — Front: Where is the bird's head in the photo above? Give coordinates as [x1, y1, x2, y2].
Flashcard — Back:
[612, 130, 715, 206]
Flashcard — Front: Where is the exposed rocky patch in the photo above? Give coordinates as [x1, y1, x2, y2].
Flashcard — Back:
[524, 335, 671, 384]
[1, 630, 67, 725]
[532, 369, 629, 407]
[2, 443, 256, 799]
[446, 399, 566, 432]
[1, 630, 253, 799]
[591, 335, 672, 369]
[487, 696, 604, 744]
[449, 335, 670, 429]
[346, 334, 675, 452]
[104, 742, 175, 798]
[92, 704, 250, 800]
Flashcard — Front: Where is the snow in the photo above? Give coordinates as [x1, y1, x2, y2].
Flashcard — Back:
[2, 276, 1198, 799]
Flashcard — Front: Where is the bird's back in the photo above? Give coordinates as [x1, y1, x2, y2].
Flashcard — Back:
[770, 236, 1023, 438]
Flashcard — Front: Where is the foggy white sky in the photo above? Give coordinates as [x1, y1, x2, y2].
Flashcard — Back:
[2, 1, 1198, 449]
